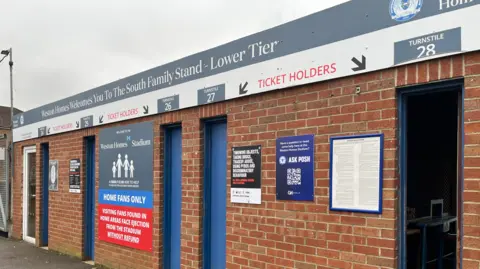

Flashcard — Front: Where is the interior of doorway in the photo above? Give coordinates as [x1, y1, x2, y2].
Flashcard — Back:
[40, 143, 49, 247]
[401, 87, 462, 269]
[23, 146, 37, 245]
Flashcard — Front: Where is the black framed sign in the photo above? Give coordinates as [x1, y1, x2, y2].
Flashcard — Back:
[69, 159, 81, 193]
[231, 145, 261, 204]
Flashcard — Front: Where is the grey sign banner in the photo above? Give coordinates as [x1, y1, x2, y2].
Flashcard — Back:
[99, 121, 153, 191]
[13, 0, 478, 128]
[394, 27, 462, 65]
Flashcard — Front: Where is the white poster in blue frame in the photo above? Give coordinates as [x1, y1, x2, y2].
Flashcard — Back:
[329, 133, 384, 214]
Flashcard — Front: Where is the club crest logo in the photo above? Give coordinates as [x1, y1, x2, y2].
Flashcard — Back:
[390, 0, 423, 22]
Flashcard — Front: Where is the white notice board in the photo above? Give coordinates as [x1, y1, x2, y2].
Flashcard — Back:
[329, 133, 383, 214]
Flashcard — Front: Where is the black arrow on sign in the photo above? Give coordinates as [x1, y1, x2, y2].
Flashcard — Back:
[351, 55, 367, 72]
[239, 82, 248, 95]
[99, 115, 104, 124]
[47, 128, 51, 134]
[76, 121, 79, 128]
[143, 105, 149, 114]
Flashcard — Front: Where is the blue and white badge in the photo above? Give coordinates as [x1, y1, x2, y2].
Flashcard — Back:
[390, 0, 423, 22]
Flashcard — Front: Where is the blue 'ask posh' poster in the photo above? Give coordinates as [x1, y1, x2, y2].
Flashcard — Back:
[276, 134, 315, 201]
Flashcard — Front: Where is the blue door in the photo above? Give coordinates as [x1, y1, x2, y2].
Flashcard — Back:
[163, 126, 182, 269]
[84, 137, 95, 260]
[41, 143, 49, 246]
[203, 119, 227, 269]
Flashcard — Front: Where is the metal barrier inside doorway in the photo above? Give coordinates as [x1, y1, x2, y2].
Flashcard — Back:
[0, 134, 10, 233]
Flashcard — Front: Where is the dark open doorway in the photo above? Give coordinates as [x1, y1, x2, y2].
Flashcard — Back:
[399, 80, 463, 269]
[83, 136, 95, 261]
[41, 143, 49, 247]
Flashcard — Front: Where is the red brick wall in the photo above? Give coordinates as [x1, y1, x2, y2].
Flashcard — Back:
[12, 51, 480, 269]
[462, 53, 480, 269]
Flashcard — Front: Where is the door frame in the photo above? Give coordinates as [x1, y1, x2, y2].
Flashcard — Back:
[397, 78, 464, 269]
[23, 145, 36, 245]
[41, 143, 49, 246]
[202, 117, 227, 269]
[163, 124, 182, 269]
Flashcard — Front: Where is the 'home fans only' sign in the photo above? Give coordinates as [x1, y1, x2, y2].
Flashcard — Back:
[98, 122, 154, 251]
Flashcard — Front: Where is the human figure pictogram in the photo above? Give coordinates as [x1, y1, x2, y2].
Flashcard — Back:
[112, 161, 117, 178]
[116, 154, 122, 178]
[130, 160, 134, 178]
[123, 154, 130, 178]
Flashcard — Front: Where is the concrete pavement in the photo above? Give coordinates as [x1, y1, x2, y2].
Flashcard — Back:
[0, 236, 94, 269]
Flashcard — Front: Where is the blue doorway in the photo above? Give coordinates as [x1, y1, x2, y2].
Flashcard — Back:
[163, 125, 182, 269]
[203, 118, 227, 269]
[84, 136, 95, 260]
[398, 79, 464, 269]
[41, 143, 49, 246]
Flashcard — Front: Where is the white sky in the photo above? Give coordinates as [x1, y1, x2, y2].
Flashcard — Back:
[0, 0, 347, 111]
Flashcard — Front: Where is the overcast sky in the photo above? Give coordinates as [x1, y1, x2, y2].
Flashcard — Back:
[0, 0, 345, 112]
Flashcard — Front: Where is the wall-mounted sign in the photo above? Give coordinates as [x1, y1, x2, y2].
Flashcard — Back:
[49, 160, 58, 192]
[276, 134, 314, 201]
[12, 1, 480, 142]
[69, 159, 81, 193]
[80, 115, 93, 129]
[393, 27, 462, 65]
[98, 121, 154, 252]
[157, 95, 179, 113]
[329, 133, 384, 214]
[231, 145, 261, 204]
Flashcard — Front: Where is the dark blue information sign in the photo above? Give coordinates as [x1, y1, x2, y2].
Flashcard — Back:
[276, 134, 315, 201]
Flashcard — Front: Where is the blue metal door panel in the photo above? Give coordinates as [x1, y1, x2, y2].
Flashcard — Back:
[203, 120, 227, 269]
[84, 137, 95, 260]
[41, 143, 49, 246]
[164, 126, 182, 269]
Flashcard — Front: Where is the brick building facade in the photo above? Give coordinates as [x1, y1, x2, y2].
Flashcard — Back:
[9, 51, 480, 268]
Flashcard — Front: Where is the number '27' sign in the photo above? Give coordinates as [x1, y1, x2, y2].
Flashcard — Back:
[197, 84, 225, 105]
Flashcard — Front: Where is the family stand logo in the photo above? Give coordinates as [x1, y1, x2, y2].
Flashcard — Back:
[390, 0, 423, 22]
[113, 153, 135, 178]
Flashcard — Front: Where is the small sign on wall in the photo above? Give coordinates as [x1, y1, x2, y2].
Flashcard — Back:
[276, 134, 315, 201]
[49, 160, 58, 191]
[231, 145, 262, 204]
[329, 133, 384, 214]
[69, 159, 81, 193]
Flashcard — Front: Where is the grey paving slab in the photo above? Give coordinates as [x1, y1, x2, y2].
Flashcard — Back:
[0, 237, 94, 269]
